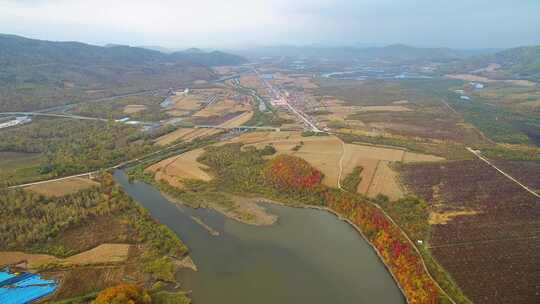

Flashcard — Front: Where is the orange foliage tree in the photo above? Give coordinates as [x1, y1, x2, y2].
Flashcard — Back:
[94, 284, 151, 304]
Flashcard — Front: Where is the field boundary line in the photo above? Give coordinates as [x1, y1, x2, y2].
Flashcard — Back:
[337, 139, 346, 189]
[467, 147, 540, 199]
[364, 160, 381, 196]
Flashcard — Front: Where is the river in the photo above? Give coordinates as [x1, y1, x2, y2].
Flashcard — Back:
[114, 170, 405, 304]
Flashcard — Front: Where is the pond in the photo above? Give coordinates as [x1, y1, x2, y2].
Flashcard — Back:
[114, 170, 405, 304]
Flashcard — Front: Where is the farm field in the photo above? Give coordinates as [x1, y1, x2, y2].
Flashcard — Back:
[148, 148, 212, 188]
[149, 130, 442, 200]
[400, 159, 540, 304]
[492, 160, 540, 193]
[0, 244, 131, 269]
[312, 79, 489, 145]
[227, 131, 442, 199]
[25, 177, 99, 197]
[154, 111, 253, 146]
[123, 104, 147, 114]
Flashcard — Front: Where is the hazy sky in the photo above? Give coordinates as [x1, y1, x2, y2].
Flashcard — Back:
[1, 0, 539, 49]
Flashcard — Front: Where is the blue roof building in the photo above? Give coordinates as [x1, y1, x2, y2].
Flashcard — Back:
[0, 269, 57, 304]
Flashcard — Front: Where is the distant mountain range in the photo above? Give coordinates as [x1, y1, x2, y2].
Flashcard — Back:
[441, 46, 540, 81]
[0, 33, 247, 112]
[230, 44, 497, 63]
[0, 34, 247, 67]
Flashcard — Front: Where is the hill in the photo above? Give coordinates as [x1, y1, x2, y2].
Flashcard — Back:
[441, 46, 540, 81]
[0, 34, 247, 112]
[232, 44, 487, 63]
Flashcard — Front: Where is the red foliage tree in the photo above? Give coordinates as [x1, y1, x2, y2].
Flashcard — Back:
[264, 154, 323, 191]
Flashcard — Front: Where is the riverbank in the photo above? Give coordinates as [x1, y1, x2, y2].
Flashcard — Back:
[114, 169, 406, 304]
[160, 191, 278, 226]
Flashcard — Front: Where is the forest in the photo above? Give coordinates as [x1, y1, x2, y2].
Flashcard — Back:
[0, 118, 159, 186]
[1, 172, 191, 303]
[0, 173, 186, 259]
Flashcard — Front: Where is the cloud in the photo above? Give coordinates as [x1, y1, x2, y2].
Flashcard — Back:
[0, 0, 539, 48]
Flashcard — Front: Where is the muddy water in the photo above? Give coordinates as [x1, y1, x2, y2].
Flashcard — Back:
[114, 170, 405, 304]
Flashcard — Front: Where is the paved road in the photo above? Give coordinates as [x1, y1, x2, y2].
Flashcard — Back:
[194, 124, 281, 131]
[467, 147, 540, 199]
[0, 112, 109, 122]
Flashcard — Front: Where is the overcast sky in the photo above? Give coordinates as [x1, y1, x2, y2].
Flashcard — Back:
[1, 0, 539, 49]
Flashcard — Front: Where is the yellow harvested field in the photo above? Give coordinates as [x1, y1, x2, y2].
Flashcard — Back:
[123, 104, 147, 114]
[155, 131, 443, 199]
[170, 96, 203, 111]
[354, 159, 380, 194]
[222, 111, 253, 126]
[357, 105, 412, 112]
[0, 244, 131, 269]
[403, 152, 444, 163]
[167, 110, 191, 117]
[230, 131, 443, 198]
[155, 128, 198, 146]
[155, 111, 252, 146]
[0, 252, 56, 268]
[429, 210, 479, 225]
[392, 100, 409, 104]
[194, 99, 251, 117]
[148, 148, 212, 188]
[65, 244, 131, 264]
[25, 178, 99, 197]
[366, 161, 404, 201]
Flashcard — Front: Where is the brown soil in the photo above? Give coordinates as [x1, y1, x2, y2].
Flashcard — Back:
[48, 216, 135, 253]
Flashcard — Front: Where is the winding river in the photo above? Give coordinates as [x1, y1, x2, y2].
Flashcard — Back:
[114, 170, 405, 304]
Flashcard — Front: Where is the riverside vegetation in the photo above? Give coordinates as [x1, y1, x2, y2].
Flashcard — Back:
[133, 143, 471, 304]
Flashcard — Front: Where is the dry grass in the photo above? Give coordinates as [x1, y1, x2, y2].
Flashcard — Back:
[155, 128, 199, 146]
[231, 132, 442, 195]
[170, 96, 204, 111]
[65, 244, 131, 265]
[155, 130, 443, 200]
[356, 105, 412, 112]
[194, 99, 251, 117]
[148, 148, 212, 188]
[25, 178, 99, 197]
[0, 244, 131, 269]
[403, 152, 444, 163]
[0, 252, 57, 268]
[123, 104, 147, 114]
[366, 161, 404, 201]
[429, 210, 480, 225]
